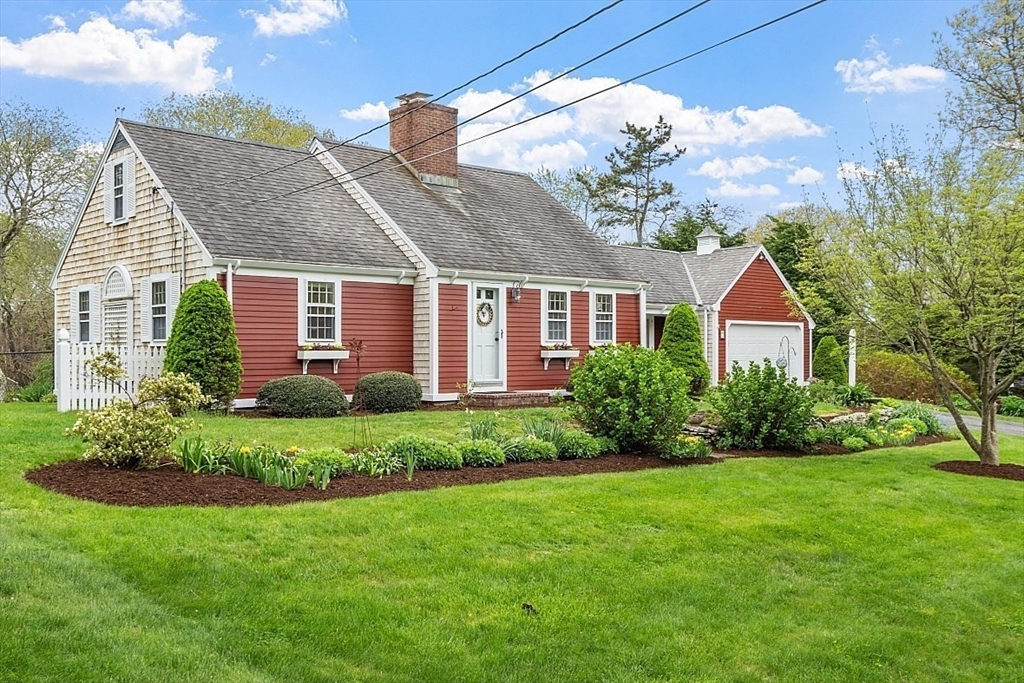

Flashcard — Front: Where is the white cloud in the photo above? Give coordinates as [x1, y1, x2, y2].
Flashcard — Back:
[520, 140, 588, 171]
[709, 180, 780, 198]
[259, 52, 276, 67]
[450, 89, 526, 124]
[339, 101, 390, 122]
[835, 50, 945, 94]
[523, 70, 824, 151]
[0, 16, 226, 94]
[772, 201, 805, 211]
[46, 15, 66, 29]
[691, 155, 779, 179]
[245, 0, 346, 37]
[786, 166, 824, 185]
[122, 0, 191, 29]
[836, 161, 875, 182]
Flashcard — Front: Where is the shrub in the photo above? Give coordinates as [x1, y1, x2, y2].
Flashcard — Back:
[891, 402, 943, 436]
[71, 402, 192, 468]
[569, 344, 693, 455]
[383, 435, 461, 470]
[256, 375, 348, 418]
[502, 436, 558, 462]
[352, 371, 422, 413]
[808, 379, 841, 406]
[806, 423, 873, 446]
[456, 439, 506, 467]
[15, 358, 54, 402]
[595, 436, 619, 456]
[137, 372, 206, 416]
[858, 350, 977, 404]
[164, 279, 242, 407]
[842, 436, 868, 452]
[556, 431, 601, 460]
[301, 448, 354, 477]
[709, 359, 815, 450]
[1000, 395, 1024, 417]
[887, 417, 928, 436]
[834, 383, 874, 408]
[812, 336, 847, 385]
[659, 303, 710, 395]
[665, 435, 713, 459]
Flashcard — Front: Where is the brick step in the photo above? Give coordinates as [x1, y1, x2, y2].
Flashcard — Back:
[470, 392, 564, 409]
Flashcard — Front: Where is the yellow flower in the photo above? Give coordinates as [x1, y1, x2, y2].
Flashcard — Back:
[239, 446, 251, 455]
[286, 446, 300, 455]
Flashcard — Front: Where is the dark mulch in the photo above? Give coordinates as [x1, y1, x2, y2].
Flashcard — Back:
[932, 460, 1024, 482]
[25, 455, 721, 508]
[717, 434, 953, 459]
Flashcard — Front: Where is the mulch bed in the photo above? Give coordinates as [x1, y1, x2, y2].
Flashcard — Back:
[717, 434, 952, 459]
[25, 455, 720, 508]
[932, 461, 1024, 482]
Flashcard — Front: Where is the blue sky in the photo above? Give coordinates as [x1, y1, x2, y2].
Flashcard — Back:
[0, 0, 969, 228]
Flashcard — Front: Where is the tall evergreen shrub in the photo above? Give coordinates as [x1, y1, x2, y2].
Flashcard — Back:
[812, 335, 847, 385]
[165, 279, 242, 406]
[658, 303, 710, 395]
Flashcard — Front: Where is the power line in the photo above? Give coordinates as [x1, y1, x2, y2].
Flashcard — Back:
[206, 0, 625, 190]
[236, 0, 828, 210]
[311, 0, 712, 188]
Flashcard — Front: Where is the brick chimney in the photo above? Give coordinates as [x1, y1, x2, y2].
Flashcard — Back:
[389, 92, 459, 188]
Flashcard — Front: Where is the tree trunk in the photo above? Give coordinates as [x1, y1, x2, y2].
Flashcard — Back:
[978, 397, 1000, 466]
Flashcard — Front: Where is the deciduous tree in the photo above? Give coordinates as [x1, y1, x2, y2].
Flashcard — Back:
[652, 199, 746, 252]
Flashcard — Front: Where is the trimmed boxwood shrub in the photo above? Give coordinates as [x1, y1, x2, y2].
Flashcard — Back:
[659, 303, 710, 395]
[556, 430, 601, 460]
[456, 439, 506, 467]
[383, 435, 461, 470]
[858, 350, 977, 404]
[352, 371, 422, 413]
[709, 359, 815, 450]
[812, 335, 847, 386]
[164, 280, 242, 406]
[568, 344, 693, 455]
[256, 375, 348, 418]
[502, 436, 557, 462]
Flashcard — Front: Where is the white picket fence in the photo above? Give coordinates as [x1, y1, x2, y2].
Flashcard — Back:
[54, 329, 166, 412]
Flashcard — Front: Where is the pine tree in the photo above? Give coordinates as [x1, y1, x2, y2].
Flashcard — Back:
[659, 303, 710, 395]
[164, 280, 242, 407]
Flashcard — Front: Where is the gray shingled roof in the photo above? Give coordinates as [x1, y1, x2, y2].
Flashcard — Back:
[614, 243, 763, 307]
[120, 121, 413, 270]
[612, 246, 698, 305]
[680, 245, 762, 304]
[324, 142, 641, 281]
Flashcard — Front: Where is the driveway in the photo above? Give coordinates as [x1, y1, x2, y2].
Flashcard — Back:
[932, 411, 1024, 438]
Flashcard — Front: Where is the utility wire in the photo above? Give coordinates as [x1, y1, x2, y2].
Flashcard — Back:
[235, 0, 827, 209]
[206, 0, 625, 189]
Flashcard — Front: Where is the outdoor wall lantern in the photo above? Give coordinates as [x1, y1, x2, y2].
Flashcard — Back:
[510, 282, 523, 302]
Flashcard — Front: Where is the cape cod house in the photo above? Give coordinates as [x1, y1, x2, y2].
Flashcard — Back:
[51, 93, 812, 409]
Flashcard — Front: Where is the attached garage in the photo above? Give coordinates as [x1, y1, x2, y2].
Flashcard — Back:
[725, 322, 805, 383]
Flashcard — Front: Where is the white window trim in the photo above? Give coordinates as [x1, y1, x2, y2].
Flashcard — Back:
[112, 160, 125, 222]
[298, 276, 343, 345]
[70, 285, 99, 344]
[149, 274, 172, 344]
[541, 287, 571, 345]
[104, 154, 136, 226]
[590, 291, 617, 346]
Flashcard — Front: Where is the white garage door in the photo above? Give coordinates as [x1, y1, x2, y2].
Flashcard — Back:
[726, 323, 804, 382]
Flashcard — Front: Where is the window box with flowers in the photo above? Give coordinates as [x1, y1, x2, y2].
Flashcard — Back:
[297, 343, 349, 374]
[540, 343, 580, 370]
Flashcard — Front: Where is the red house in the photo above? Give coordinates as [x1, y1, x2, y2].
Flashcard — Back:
[51, 93, 813, 408]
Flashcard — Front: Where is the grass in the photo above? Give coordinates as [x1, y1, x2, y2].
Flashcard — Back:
[2, 403, 1022, 683]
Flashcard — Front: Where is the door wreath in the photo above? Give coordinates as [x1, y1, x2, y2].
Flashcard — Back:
[476, 302, 494, 326]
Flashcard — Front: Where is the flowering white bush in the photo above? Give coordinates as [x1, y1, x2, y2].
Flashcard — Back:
[137, 372, 207, 416]
[71, 402, 193, 468]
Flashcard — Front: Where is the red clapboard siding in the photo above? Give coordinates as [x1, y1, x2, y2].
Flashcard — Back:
[438, 283, 468, 394]
[718, 255, 810, 381]
[616, 293, 641, 345]
[232, 275, 413, 399]
[507, 288, 574, 391]
[571, 291, 590, 355]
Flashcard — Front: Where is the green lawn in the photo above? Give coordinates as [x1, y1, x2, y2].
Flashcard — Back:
[1, 403, 1022, 683]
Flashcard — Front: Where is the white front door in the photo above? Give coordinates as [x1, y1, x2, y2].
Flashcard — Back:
[472, 286, 501, 383]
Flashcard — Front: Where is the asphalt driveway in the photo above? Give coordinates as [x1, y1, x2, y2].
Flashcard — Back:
[932, 411, 1024, 438]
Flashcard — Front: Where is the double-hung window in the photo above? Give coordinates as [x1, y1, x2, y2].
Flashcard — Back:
[112, 162, 125, 221]
[545, 291, 568, 343]
[151, 280, 168, 342]
[305, 281, 337, 342]
[78, 290, 91, 343]
[594, 293, 615, 344]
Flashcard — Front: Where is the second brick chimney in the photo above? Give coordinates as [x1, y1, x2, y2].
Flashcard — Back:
[389, 92, 459, 188]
